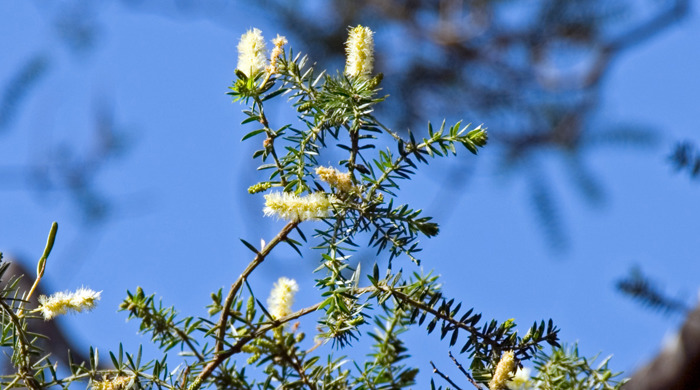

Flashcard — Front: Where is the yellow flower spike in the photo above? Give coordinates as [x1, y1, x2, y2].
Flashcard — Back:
[263, 191, 336, 222]
[489, 350, 517, 390]
[37, 287, 102, 320]
[91, 375, 133, 390]
[237, 28, 268, 78]
[345, 25, 374, 78]
[315, 166, 354, 193]
[267, 277, 299, 320]
[267, 34, 288, 75]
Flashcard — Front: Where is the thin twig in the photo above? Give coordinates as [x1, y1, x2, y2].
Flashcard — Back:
[279, 343, 317, 390]
[430, 361, 463, 390]
[215, 221, 298, 354]
[193, 285, 377, 389]
[449, 351, 482, 389]
[173, 327, 205, 362]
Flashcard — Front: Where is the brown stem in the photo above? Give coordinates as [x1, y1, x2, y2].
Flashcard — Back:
[431, 361, 464, 390]
[215, 221, 298, 355]
[194, 286, 377, 389]
[449, 351, 482, 389]
[279, 343, 317, 390]
[174, 327, 204, 362]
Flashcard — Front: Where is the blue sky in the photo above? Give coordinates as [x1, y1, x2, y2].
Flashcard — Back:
[1, 1, 700, 387]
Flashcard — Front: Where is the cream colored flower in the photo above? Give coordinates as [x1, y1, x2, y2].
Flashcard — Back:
[237, 28, 268, 77]
[345, 25, 374, 78]
[489, 350, 517, 390]
[267, 34, 288, 75]
[315, 166, 354, 193]
[37, 287, 101, 320]
[267, 277, 299, 320]
[263, 191, 336, 222]
[508, 366, 532, 390]
[91, 375, 133, 390]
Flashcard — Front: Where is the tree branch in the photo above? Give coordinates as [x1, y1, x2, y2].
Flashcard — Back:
[215, 221, 298, 354]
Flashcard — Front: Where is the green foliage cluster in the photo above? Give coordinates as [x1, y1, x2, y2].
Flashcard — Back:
[0, 28, 627, 390]
[530, 345, 626, 390]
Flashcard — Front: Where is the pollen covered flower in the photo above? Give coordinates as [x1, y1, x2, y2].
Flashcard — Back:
[345, 25, 374, 78]
[267, 34, 288, 75]
[91, 375, 133, 390]
[267, 277, 299, 320]
[315, 166, 354, 193]
[237, 28, 268, 77]
[489, 350, 517, 390]
[37, 287, 101, 320]
[263, 191, 336, 222]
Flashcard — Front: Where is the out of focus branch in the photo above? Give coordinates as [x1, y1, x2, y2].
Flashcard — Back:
[624, 300, 700, 390]
[617, 266, 689, 315]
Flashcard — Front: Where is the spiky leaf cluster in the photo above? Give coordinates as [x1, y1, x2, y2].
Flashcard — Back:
[531, 344, 627, 390]
[366, 266, 559, 387]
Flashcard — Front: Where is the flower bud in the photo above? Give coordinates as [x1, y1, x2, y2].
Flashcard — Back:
[467, 127, 488, 147]
[248, 182, 272, 194]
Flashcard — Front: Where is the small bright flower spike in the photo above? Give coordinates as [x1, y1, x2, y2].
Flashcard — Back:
[237, 28, 268, 78]
[267, 34, 288, 75]
[263, 191, 335, 222]
[489, 350, 517, 390]
[37, 287, 101, 320]
[316, 166, 354, 193]
[267, 277, 299, 320]
[345, 25, 374, 78]
[91, 375, 133, 390]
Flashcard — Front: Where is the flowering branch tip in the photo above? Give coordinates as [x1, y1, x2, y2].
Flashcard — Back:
[489, 350, 517, 390]
[267, 277, 299, 320]
[263, 191, 336, 222]
[237, 28, 267, 78]
[345, 25, 374, 78]
[37, 287, 102, 320]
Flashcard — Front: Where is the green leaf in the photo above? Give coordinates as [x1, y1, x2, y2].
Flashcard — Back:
[242, 114, 262, 125]
[318, 297, 334, 311]
[240, 239, 261, 255]
[241, 129, 266, 141]
[262, 88, 287, 101]
[285, 238, 303, 257]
